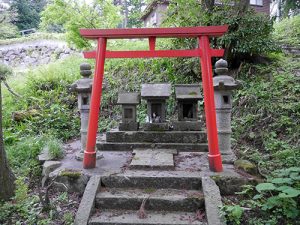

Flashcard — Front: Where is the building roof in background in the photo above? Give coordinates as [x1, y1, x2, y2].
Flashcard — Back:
[141, 0, 170, 20]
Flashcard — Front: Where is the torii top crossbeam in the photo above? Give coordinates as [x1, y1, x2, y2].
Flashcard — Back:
[79, 25, 228, 172]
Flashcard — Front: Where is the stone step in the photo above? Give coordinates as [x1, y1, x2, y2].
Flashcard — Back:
[101, 170, 203, 190]
[96, 188, 204, 212]
[106, 131, 207, 143]
[89, 209, 207, 225]
[96, 142, 208, 152]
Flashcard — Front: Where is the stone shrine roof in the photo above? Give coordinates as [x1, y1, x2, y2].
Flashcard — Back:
[175, 84, 202, 100]
[141, 83, 171, 99]
[117, 92, 141, 105]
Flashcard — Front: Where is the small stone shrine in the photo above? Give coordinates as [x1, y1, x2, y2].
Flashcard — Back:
[141, 83, 171, 131]
[117, 92, 140, 131]
[172, 84, 203, 131]
[175, 84, 202, 121]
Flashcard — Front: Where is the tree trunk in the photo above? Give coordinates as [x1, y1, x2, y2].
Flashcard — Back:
[0, 81, 15, 201]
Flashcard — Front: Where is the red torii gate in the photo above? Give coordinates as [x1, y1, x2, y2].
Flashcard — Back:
[80, 26, 228, 172]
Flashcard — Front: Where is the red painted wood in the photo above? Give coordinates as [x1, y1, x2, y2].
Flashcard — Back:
[83, 38, 107, 169]
[80, 26, 228, 39]
[83, 49, 224, 59]
[198, 36, 223, 172]
[149, 37, 156, 51]
[81, 26, 226, 172]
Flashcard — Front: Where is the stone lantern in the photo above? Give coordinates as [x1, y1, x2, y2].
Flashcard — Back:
[141, 83, 171, 131]
[117, 92, 140, 131]
[213, 59, 239, 156]
[70, 62, 103, 160]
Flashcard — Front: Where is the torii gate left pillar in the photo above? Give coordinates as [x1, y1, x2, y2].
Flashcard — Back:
[80, 26, 228, 172]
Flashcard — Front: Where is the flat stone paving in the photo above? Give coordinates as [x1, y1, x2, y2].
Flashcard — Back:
[51, 139, 238, 177]
[130, 149, 177, 170]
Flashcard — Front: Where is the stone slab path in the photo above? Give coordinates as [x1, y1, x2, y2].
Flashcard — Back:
[130, 149, 177, 170]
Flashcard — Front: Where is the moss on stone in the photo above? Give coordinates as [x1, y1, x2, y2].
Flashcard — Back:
[60, 169, 82, 179]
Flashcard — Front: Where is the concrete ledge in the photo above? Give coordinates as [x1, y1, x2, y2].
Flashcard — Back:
[202, 177, 226, 225]
[143, 122, 169, 131]
[119, 122, 139, 131]
[74, 175, 101, 225]
[97, 142, 208, 152]
[172, 121, 203, 131]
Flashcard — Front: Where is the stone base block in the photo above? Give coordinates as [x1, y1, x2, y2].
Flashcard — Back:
[75, 151, 104, 161]
[119, 122, 139, 131]
[172, 121, 203, 131]
[143, 122, 169, 131]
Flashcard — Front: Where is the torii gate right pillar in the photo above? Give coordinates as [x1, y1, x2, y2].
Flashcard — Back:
[199, 36, 223, 172]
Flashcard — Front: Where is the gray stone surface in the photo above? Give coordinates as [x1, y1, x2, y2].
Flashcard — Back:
[49, 169, 89, 194]
[143, 122, 169, 131]
[42, 161, 61, 176]
[172, 121, 203, 131]
[141, 83, 171, 99]
[130, 149, 176, 170]
[97, 141, 208, 152]
[96, 188, 204, 212]
[117, 92, 141, 105]
[0, 40, 77, 68]
[38, 147, 55, 163]
[175, 84, 202, 100]
[100, 167, 245, 190]
[202, 177, 226, 225]
[74, 175, 101, 225]
[89, 210, 207, 225]
[106, 130, 207, 143]
[119, 121, 139, 131]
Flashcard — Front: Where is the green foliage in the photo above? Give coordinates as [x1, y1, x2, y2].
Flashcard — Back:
[221, 205, 244, 225]
[0, 11, 20, 39]
[280, 0, 300, 18]
[163, 0, 277, 65]
[273, 15, 300, 46]
[255, 168, 300, 221]
[232, 55, 300, 174]
[0, 32, 65, 45]
[5, 136, 44, 176]
[0, 64, 13, 80]
[40, 0, 121, 49]
[10, 0, 46, 30]
[44, 137, 63, 159]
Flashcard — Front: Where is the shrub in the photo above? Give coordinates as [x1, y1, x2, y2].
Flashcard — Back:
[163, 0, 277, 66]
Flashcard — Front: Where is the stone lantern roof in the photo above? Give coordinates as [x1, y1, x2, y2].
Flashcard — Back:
[70, 63, 93, 93]
[175, 84, 202, 100]
[213, 59, 240, 91]
[117, 92, 141, 105]
[141, 83, 171, 99]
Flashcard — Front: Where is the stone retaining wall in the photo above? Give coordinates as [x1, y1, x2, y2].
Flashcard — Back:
[0, 40, 78, 68]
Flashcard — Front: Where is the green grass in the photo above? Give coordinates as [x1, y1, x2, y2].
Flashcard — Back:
[273, 15, 300, 47]
[232, 53, 300, 174]
[0, 32, 66, 45]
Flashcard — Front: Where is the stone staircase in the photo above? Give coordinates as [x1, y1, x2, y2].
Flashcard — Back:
[88, 171, 208, 225]
[97, 129, 209, 152]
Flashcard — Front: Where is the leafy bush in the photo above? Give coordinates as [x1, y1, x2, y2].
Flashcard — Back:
[230, 167, 300, 225]
[40, 0, 121, 49]
[273, 15, 300, 46]
[163, 0, 277, 66]
[232, 55, 300, 174]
